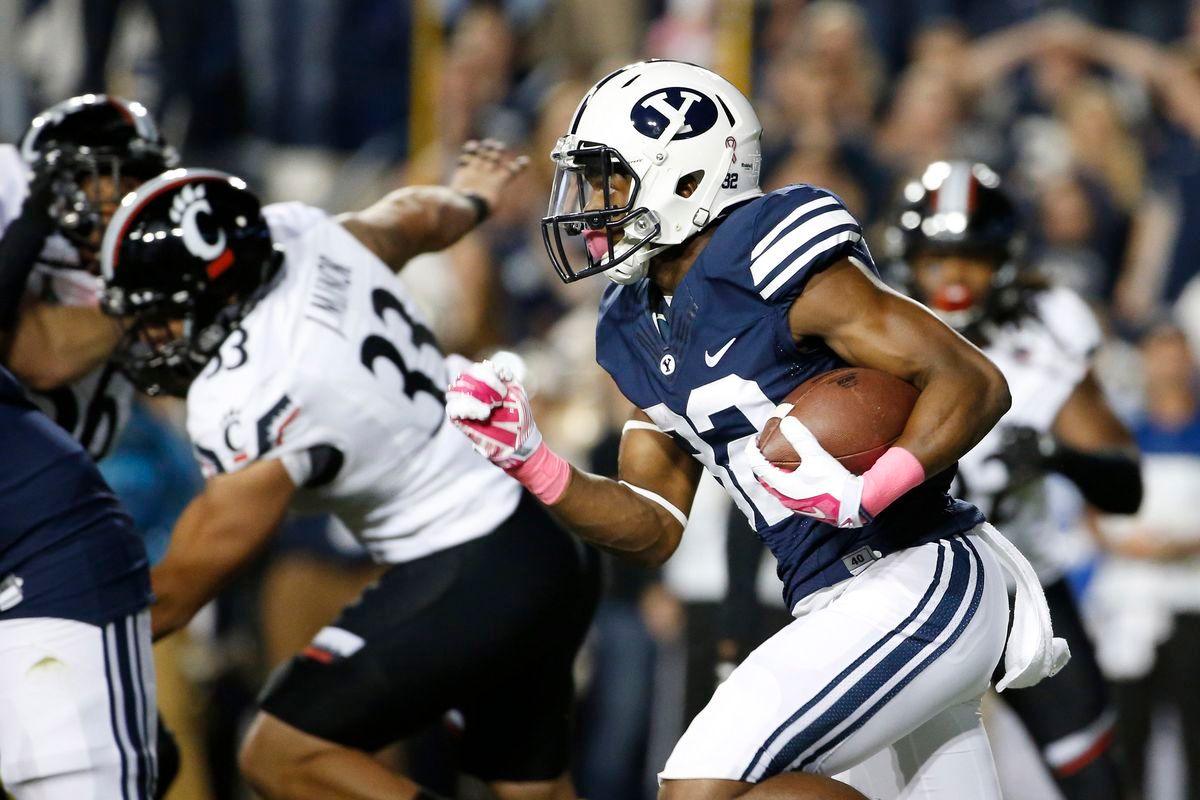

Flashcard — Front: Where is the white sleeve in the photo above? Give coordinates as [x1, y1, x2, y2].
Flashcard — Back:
[187, 372, 345, 482]
[263, 201, 330, 246]
[1035, 286, 1102, 366]
[0, 144, 30, 234]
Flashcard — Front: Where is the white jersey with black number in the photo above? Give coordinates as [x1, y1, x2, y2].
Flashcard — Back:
[0, 144, 133, 460]
[185, 202, 521, 564]
[955, 286, 1102, 583]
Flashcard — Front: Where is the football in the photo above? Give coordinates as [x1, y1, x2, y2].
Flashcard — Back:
[757, 367, 919, 475]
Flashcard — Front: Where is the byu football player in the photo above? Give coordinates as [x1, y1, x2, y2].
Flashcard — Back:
[0, 94, 178, 460]
[450, 60, 1065, 800]
[0, 363, 155, 800]
[889, 160, 1141, 800]
[0, 94, 182, 799]
[99, 142, 599, 800]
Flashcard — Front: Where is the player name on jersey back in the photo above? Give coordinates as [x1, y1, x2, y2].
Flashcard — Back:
[186, 202, 521, 564]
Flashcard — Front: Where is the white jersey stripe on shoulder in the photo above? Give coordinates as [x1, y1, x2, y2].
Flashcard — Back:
[759, 229, 862, 300]
[751, 195, 840, 262]
[750, 208, 857, 286]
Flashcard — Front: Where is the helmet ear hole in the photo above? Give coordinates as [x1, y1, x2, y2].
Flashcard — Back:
[676, 171, 703, 198]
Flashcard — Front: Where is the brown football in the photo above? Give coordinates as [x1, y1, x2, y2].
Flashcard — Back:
[757, 367, 919, 475]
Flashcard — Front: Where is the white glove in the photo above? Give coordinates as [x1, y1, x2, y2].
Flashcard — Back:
[746, 413, 869, 528]
[445, 357, 542, 470]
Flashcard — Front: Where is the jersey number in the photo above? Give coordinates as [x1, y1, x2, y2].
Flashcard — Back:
[645, 374, 790, 528]
[204, 328, 250, 377]
[33, 363, 120, 460]
[359, 288, 445, 404]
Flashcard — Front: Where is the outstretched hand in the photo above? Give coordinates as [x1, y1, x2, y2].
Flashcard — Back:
[449, 139, 529, 218]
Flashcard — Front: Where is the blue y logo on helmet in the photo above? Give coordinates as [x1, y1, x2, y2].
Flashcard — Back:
[631, 87, 719, 142]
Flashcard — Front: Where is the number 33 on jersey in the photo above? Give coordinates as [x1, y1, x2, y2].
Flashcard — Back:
[186, 201, 511, 561]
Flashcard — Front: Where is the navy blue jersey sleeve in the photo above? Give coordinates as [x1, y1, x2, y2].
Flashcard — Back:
[746, 185, 870, 304]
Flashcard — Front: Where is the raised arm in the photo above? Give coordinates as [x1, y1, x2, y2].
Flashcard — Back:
[337, 140, 528, 272]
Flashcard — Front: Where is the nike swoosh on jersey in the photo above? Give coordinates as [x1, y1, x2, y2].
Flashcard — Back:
[704, 337, 737, 367]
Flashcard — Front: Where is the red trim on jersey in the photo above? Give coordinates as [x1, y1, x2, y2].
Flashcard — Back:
[233, 452, 249, 464]
[1054, 727, 1115, 778]
[207, 249, 235, 279]
[276, 408, 301, 445]
[301, 645, 334, 664]
[966, 174, 978, 212]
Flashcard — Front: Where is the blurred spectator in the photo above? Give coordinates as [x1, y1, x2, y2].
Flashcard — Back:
[1059, 79, 1146, 212]
[1090, 323, 1200, 798]
[1029, 172, 1127, 303]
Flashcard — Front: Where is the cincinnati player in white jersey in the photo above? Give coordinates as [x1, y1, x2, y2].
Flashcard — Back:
[0, 95, 178, 460]
[450, 61, 1067, 800]
[99, 145, 599, 800]
[888, 160, 1142, 800]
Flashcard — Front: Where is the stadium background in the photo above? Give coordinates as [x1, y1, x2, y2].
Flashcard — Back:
[5, 0, 1200, 797]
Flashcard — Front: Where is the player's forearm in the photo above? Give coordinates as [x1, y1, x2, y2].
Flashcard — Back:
[150, 500, 242, 639]
[338, 186, 482, 273]
[548, 468, 684, 566]
[897, 357, 1011, 478]
[151, 474, 290, 639]
[6, 302, 120, 390]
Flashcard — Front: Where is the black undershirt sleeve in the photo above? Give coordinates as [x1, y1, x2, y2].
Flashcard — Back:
[1047, 443, 1143, 515]
[0, 179, 55, 332]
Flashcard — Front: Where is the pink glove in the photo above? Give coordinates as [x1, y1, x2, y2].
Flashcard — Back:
[446, 358, 571, 505]
[747, 414, 926, 528]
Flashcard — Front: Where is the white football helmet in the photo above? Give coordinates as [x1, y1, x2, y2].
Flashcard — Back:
[541, 60, 763, 285]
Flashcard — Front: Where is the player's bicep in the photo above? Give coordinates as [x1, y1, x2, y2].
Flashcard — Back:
[1054, 370, 1136, 452]
[789, 258, 987, 386]
[617, 409, 703, 527]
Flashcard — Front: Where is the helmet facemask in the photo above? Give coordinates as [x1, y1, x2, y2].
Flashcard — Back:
[102, 289, 212, 398]
[541, 137, 662, 284]
[102, 253, 279, 398]
[42, 143, 176, 267]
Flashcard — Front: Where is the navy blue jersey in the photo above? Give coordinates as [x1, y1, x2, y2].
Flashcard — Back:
[0, 366, 150, 625]
[596, 185, 983, 610]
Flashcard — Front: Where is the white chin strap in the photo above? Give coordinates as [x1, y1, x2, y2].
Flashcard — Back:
[604, 258, 647, 285]
[602, 220, 667, 285]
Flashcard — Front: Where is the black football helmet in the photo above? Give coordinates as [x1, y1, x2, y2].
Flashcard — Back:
[100, 169, 281, 397]
[884, 160, 1025, 328]
[19, 94, 178, 255]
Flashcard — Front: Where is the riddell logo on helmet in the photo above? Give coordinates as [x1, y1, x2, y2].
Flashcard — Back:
[630, 87, 720, 142]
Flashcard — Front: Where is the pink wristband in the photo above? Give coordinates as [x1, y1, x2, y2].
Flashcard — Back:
[861, 446, 926, 517]
[507, 442, 572, 505]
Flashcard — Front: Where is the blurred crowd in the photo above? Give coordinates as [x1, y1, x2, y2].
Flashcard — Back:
[10, 0, 1200, 798]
